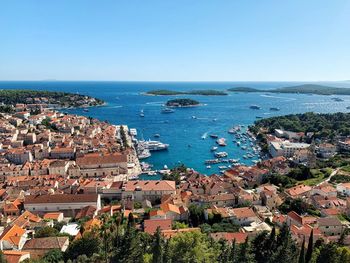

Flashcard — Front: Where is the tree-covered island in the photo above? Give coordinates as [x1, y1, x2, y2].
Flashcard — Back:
[229, 84, 350, 96]
[146, 89, 228, 96]
[166, 98, 200, 107]
[0, 89, 104, 108]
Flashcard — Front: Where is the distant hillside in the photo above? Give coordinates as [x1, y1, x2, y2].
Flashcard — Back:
[146, 89, 228, 96]
[273, 84, 350, 95]
[228, 87, 260, 92]
[228, 84, 350, 96]
[0, 89, 104, 107]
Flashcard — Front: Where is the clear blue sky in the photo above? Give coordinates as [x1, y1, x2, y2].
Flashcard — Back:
[1, 0, 350, 81]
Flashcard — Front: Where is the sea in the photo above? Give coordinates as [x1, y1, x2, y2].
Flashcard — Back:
[1, 81, 350, 176]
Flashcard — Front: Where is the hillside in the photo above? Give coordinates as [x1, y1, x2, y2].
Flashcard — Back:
[0, 89, 104, 108]
[228, 84, 350, 96]
[146, 89, 227, 96]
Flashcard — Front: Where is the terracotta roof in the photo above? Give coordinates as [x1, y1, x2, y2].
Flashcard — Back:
[161, 228, 200, 238]
[0, 224, 26, 247]
[286, 184, 311, 197]
[210, 232, 248, 244]
[3, 251, 30, 263]
[75, 205, 97, 220]
[231, 207, 256, 218]
[25, 194, 98, 204]
[23, 236, 69, 250]
[13, 210, 42, 227]
[144, 219, 172, 234]
[76, 152, 127, 166]
[318, 217, 342, 227]
[43, 212, 63, 220]
[124, 180, 176, 191]
[160, 203, 181, 214]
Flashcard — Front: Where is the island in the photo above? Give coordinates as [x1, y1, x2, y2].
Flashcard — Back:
[228, 84, 350, 96]
[165, 98, 200, 107]
[0, 89, 104, 109]
[146, 89, 228, 96]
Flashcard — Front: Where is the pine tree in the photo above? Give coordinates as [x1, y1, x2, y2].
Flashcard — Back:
[299, 237, 305, 263]
[305, 229, 313, 263]
[152, 227, 164, 263]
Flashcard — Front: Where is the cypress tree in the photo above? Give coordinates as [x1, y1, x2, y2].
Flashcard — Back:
[152, 227, 164, 263]
[305, 229, 313, 263]
[230, 239, 236, 263]
[299, 237, 305, 263]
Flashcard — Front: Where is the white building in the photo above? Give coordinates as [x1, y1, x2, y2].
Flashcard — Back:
[269, 141, 310, 158]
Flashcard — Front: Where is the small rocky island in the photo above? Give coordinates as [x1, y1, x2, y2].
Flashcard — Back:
[165, 98, 200, 107]
[0, 89, 104, 109]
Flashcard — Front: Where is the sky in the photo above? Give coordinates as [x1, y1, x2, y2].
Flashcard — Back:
[1, 0, 350, 81]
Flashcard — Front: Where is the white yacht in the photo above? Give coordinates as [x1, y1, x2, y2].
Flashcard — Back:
[139, 139, 169, 151]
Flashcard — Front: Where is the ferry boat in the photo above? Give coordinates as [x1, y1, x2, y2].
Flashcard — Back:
[216, 138, 227, 146]
[161, 108, 175, 113]
[269, 107, 280, 111]
[209, 134, 219, 138]
[249, 105, 261, 110]
[215, 152, 228, 158]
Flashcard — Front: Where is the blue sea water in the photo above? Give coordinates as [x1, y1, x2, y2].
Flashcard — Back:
[1, 81, 350, 174]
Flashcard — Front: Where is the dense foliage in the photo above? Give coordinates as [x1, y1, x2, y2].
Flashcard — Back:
[0, 89, 104, 107]
[166, 98, 200, 107]
[252, 112, 350, 138]
[146, 89, 227, 96]
[229, 84, 350, 96]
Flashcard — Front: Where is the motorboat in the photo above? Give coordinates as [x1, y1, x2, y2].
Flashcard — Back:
[249, 105, 261, 110]
[209, 134, 219, 138]
[161, 108, 175, 113]
[211, 146, 218, 151]
[216, 138, 227, 146]
[215, 152, 228, 158]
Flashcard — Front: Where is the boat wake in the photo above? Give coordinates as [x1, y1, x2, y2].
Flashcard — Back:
[260, 94, 296, 101]
[105, 105, 123, 109]
[146, 101, 165, 105]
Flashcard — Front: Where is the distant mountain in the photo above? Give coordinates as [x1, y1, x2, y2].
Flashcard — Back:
[228, 84, 350, 95]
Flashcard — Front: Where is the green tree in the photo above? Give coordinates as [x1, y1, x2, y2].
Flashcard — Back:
[43, 249, 64, 263]
[35, 226, 60, 238]
[305, 230, 313, 263]
[152, 227, 164, 263]
[236, 237, 254, 263]
[167, 231, 218, 263]
[299, 237, 305, 263]
[64, 234, 100, 261]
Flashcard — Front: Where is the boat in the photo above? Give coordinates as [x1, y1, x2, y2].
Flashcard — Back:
[206, 165, 211, 169]
[83, 108, 89, 112]
[192, 116, 197, 119]
[209, 134, 219, 138]
[161, 107, 175, 113]
[211, 146, 218, 151]
[215, 152, 228, 158]
[140, 109, 145, 117]
[236, 141, 241, 146]
[154, 134, 160, 138]
[249, 105, 261, 110]
[269, 107, 280, 111]
[139, 140, 169, 151]
[256, 116, 263, 119]
[218, 166, 227, 170]
[138, 149, 151, 159]
[216, 138, 227, 146]
[347, 106, 350, 110]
